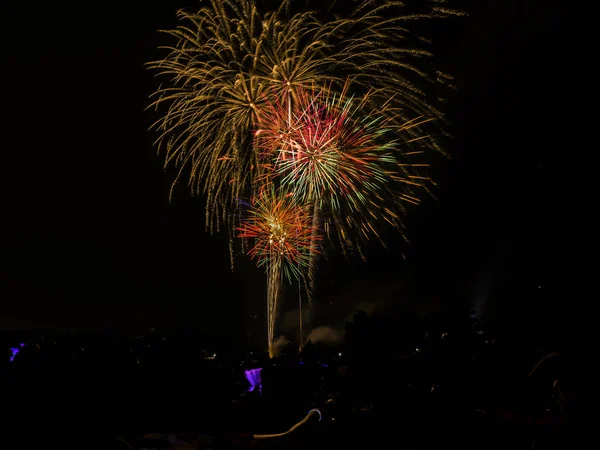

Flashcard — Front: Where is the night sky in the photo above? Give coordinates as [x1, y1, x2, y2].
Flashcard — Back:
[0, 1, 572, 345]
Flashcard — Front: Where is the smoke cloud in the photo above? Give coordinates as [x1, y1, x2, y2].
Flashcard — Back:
[305, 326, 343, 345]
[270, 335, 289, 357]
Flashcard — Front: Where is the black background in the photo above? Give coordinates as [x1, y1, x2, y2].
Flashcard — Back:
[0, 1, 574, 346]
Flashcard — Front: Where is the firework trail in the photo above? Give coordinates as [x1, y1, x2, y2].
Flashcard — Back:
[237, 186, 321, 355]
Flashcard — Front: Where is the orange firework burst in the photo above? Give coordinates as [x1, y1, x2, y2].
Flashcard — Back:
[237, 187, 321, 281]
[238, 186, 321, 356]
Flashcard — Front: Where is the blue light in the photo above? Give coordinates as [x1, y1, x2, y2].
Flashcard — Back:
[9, 346, 21, 362]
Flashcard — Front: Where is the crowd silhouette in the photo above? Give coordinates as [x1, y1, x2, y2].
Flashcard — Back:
[2, 304, 578, 449]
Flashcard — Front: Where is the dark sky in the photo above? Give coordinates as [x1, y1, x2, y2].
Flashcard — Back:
[0, 1, 572, 344]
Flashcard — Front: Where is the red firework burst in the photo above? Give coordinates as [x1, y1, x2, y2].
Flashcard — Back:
[254, 82, 396, 208]
[237, 187, 321, 280]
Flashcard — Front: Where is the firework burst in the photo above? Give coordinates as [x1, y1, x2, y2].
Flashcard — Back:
[237, 187, 321, 356]
[147, 0, 336, 234]
[148, 0, 464, 354]
[148, 0, 459, 236]
[254, 81, 435, 257]
[237, 187, 321, 281]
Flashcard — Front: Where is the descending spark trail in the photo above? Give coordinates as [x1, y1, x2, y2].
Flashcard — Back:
[238, 187, 321, 355]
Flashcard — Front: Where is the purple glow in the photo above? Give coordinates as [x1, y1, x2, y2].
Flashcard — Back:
[244, 368, 262, 392]
[322, 364, 329, 368]
[9, 347, 20, 362]
[8, 343, 25, 362]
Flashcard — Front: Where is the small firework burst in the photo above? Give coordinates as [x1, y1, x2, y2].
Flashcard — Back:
[237, 187, 321, 281]
[238, 186, 321, 357]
